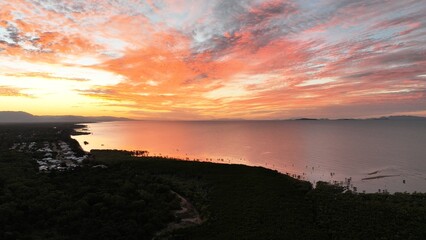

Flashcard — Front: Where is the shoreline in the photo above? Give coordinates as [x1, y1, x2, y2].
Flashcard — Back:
[69, 123, 424, 194]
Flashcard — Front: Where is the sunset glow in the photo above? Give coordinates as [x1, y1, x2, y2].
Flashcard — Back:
[1, 0, 425, 119]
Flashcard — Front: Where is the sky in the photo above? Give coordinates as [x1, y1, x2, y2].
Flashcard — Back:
[0, 0, 425, 120]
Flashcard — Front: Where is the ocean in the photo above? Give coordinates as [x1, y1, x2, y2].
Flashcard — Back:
[72, 120, 426, 193]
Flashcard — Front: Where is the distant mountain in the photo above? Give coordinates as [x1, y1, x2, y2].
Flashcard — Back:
[0, 111, 131, 123]
[0, 111, 35, 123]
[371, 115, 426, 120]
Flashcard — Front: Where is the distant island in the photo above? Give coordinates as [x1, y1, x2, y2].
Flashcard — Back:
[370, 115, 426, 120]
[0, 111, 132, 123]
[292, 115, 426, 121]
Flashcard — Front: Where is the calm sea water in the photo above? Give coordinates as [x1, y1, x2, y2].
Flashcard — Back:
[73, 120, 426, 193]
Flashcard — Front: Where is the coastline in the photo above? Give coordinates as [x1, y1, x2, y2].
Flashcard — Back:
[70, 124, 91, 154]
[69, 122, 424, 194]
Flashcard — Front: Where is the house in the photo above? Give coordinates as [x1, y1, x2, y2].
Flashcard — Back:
[39, 166, 49, 171]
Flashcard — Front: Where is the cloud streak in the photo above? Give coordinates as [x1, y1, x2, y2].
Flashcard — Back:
[0, 86, 33, 98]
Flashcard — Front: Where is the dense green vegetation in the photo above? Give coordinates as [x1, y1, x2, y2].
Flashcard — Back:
[91, 150, 323, 239]
[1, 123, 426, 239]
[92, 151, 426, 240]
[0, 152, 182, 240]
[309, 182, 426, 239]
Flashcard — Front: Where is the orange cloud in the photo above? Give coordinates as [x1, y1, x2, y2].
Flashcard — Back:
[0, 86, 32, 98]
